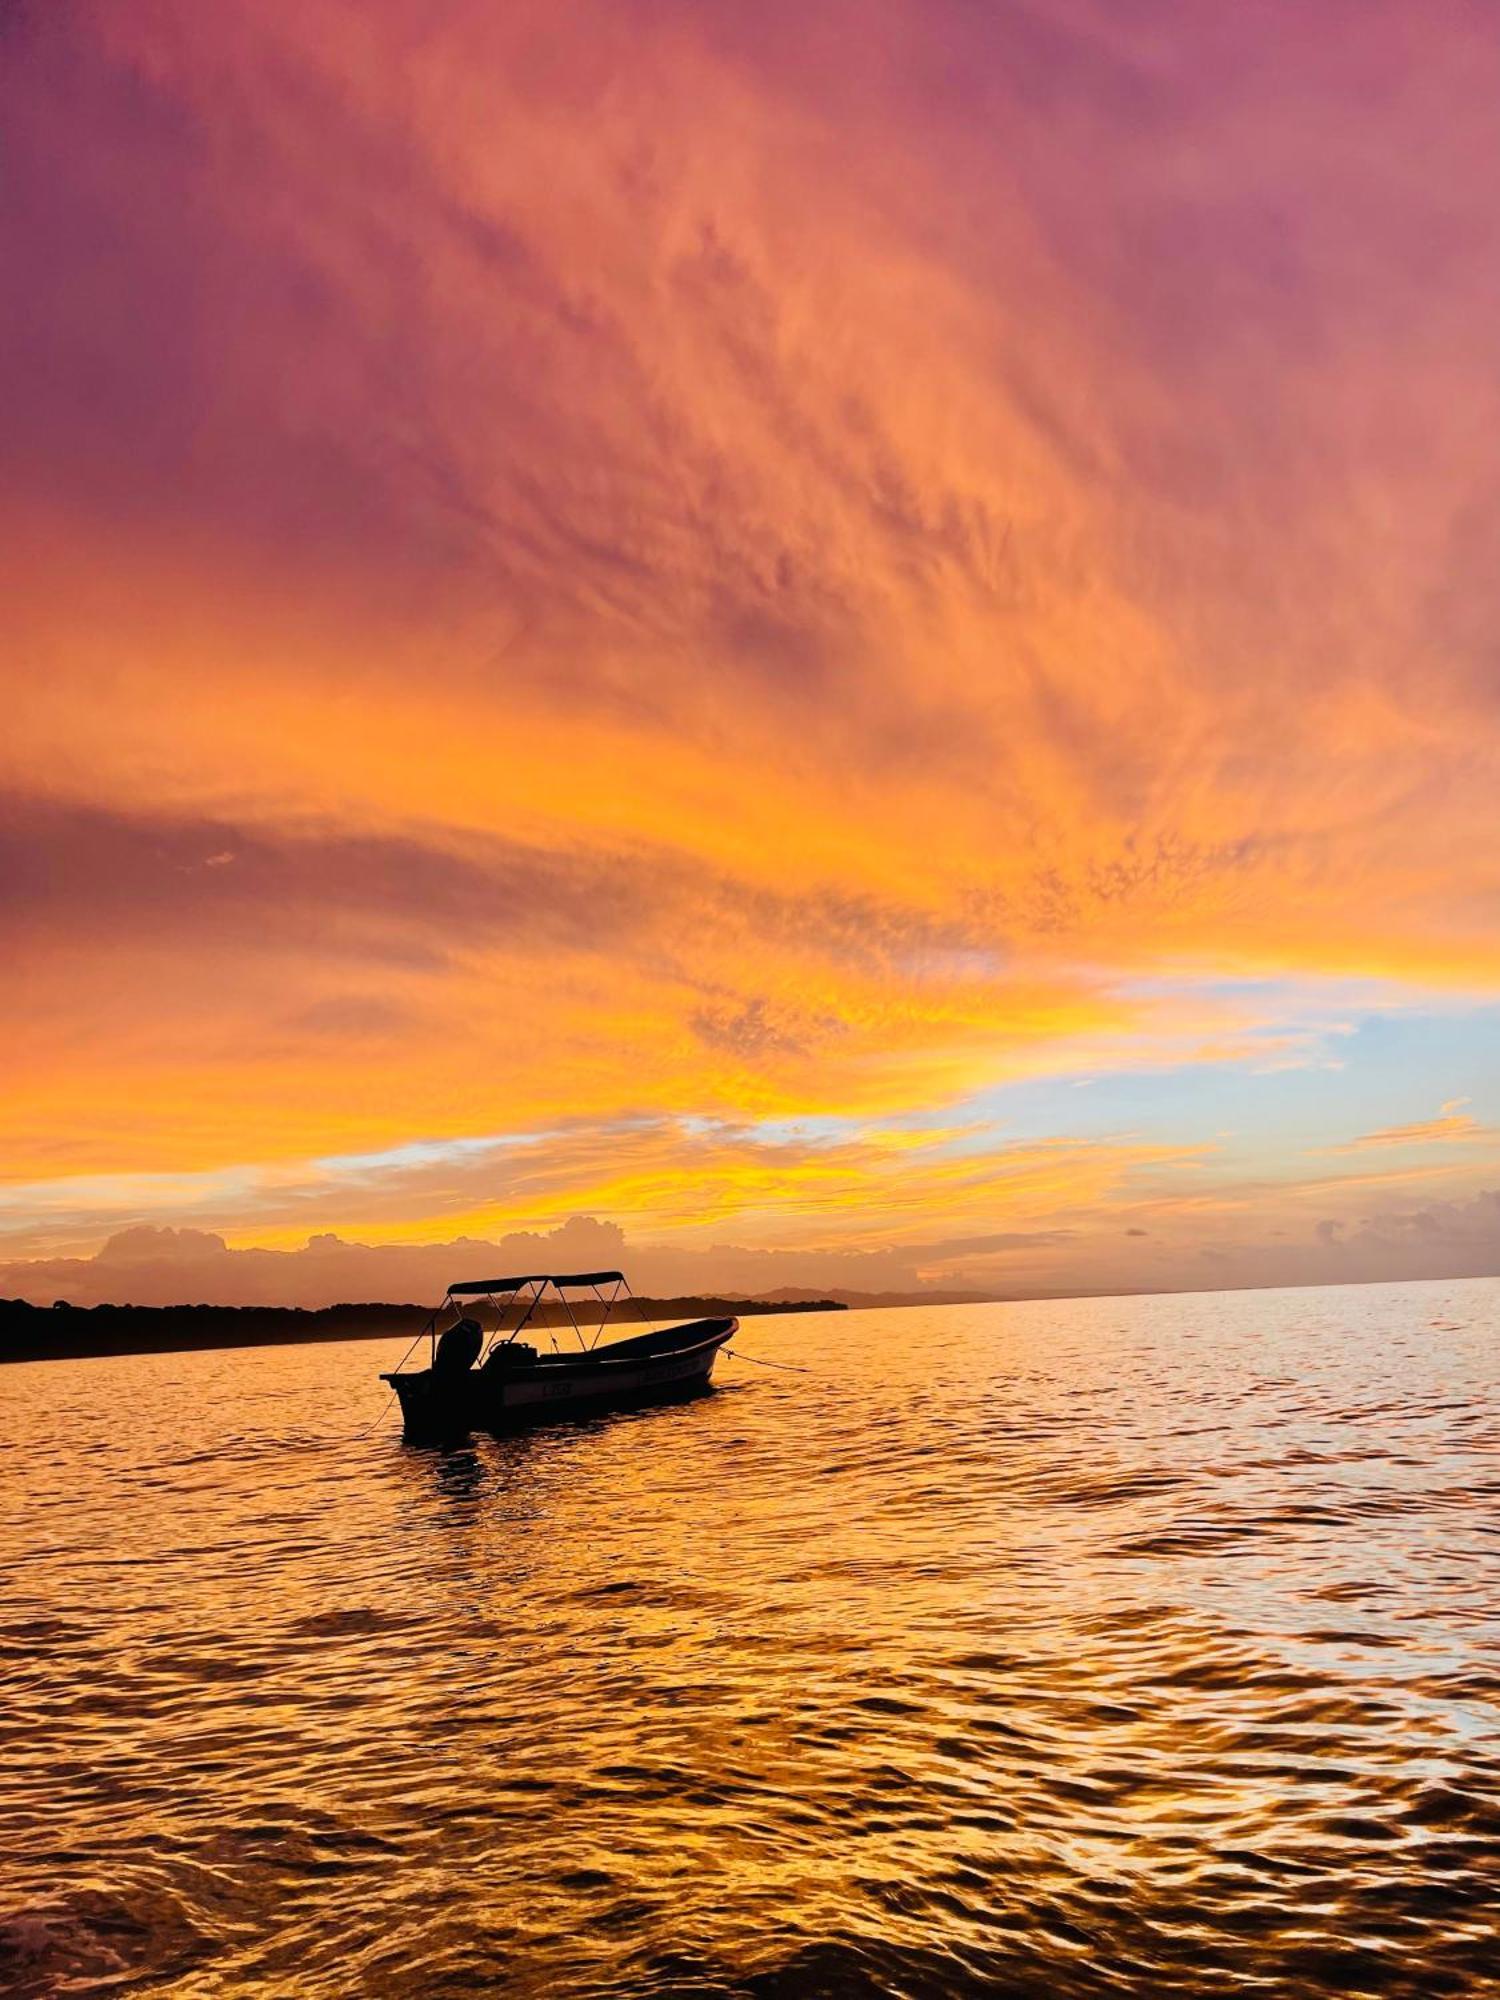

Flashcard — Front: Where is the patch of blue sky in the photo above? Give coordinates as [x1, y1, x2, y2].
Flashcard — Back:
[682, 1109, 990, 1155]
[315, 998, 1500, 1190]
[312, 1132, 537, 1177]
[686, 1112, 868, 1150]
[930, 1001, 1500, 1167]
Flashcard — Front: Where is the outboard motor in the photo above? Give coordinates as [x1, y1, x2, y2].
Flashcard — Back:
[433, 1316, 483, 1377]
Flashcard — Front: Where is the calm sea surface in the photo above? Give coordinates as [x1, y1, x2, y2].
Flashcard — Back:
[2, 1279, 1499, 1998]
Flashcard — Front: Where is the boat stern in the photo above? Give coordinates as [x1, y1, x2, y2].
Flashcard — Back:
[380, 1367, 462, 1439]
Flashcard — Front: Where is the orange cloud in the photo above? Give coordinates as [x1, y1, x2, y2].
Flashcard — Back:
[1318, 1113, 1499, 1156]
[3, 1, 1500, 1285]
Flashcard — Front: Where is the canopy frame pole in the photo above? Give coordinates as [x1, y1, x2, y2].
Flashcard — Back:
[475, 1281, 526, 1366]
[509, 1280, 545, 1347]
[626, 1277, 654, 1333]
[479, 1283, 516, 1363]
[483, 1288, 507, 1361]
[555, 1277, 585, 1351]
[588, 1275, 624, 1349]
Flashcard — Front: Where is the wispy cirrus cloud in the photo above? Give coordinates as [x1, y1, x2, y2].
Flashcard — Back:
[1317, 1110, 1500, 1156]
[3, 0, 1500, 1289]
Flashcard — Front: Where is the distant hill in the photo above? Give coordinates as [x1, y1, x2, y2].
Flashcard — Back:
[752, 1286, 1000, 1309]
[0, 1294, 848, 1365]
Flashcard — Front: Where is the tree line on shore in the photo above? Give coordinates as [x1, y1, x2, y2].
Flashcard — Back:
[0, 1295, 847, 1363]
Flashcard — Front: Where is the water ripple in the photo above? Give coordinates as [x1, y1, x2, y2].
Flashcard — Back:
[3, 1279, 1499, 1996]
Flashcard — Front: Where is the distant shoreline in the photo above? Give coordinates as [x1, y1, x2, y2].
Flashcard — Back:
[5, 1267, 1488, 1364]
[0, 1295, 848, 1365]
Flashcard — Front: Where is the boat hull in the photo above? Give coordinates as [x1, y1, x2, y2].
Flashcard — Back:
[382, 1317, 736, 1439]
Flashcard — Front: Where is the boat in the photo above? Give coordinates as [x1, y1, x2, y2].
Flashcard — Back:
[380, 1270, 736, 1439]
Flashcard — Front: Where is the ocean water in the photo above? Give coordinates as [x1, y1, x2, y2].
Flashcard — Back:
[2, 1278, 1498, 1998]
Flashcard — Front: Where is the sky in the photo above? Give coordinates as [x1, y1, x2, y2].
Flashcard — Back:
[3, 0, 1500, 1308]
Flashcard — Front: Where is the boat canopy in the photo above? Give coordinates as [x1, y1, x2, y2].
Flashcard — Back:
[447, 1270, 625, 1296]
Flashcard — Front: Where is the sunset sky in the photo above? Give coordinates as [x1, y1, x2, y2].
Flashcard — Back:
[4, 0, 1499, 1306]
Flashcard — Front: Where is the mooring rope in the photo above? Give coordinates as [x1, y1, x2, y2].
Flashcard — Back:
[359, 1302, 442, 1437]
[724, 1348, 811, 1373]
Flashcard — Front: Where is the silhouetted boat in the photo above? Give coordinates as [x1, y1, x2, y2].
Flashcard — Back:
[380, 1270, 736, 1439]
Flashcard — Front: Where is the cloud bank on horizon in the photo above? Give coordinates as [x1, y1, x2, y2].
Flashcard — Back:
[3, 0, 1499, 1303]
[8, 1195, 1500, 1312]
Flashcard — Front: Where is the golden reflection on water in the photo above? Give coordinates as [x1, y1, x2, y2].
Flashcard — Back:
[3, 1280, 1500, 1996]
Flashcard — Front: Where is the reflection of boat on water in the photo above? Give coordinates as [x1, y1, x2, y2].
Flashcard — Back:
[381, 1270, 736, 1440]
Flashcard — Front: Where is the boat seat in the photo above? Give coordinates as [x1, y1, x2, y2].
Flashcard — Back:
[480, 1341, 540, 1373]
